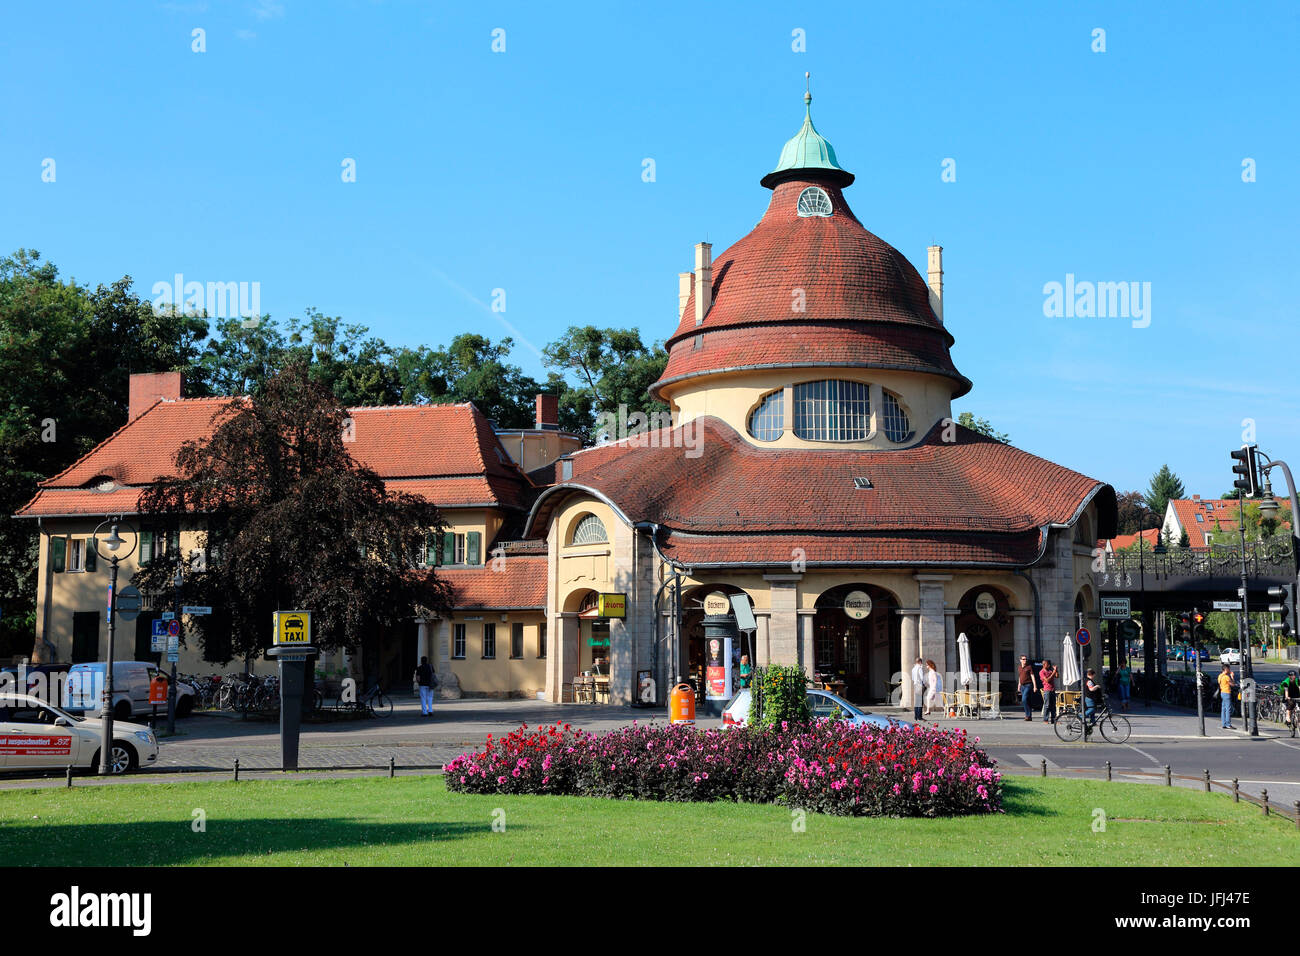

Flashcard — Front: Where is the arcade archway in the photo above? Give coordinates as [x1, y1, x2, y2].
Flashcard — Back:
[812, 584, 900, 704]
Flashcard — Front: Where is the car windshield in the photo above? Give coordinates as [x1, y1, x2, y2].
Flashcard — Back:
[0, 697, 82, 724]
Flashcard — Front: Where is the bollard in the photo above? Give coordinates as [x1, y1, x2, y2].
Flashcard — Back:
[66, 765, 73, 788]
[1233, 778, 1239, 802]
[1203, 769, 1211, 792]
[389, 756, 396, 779]
[234, 758, 240, 782]
[1105, 760, 1112, 782]
[1294, 802, 1300, 829]
[1262, 789, 1269, 816]
[1041, 758, 1047, 778]
[1164, 764, 1171, 787]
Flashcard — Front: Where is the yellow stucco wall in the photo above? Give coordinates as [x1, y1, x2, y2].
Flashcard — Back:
[663, 367, 957, 450]
[444, 613, 547, 696]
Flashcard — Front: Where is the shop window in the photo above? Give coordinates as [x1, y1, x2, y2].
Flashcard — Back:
[483, 623, 496, 659]
[881, 391, 913, 443]
[793, 380, 871, 441]
[452, 624, 466, 660]
[571, 514, 608, 545]
[747, 389, 784, 441]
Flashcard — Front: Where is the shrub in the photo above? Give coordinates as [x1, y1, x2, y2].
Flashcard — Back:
[754, 665, 810, 729]
[445, 720, 1001, 817]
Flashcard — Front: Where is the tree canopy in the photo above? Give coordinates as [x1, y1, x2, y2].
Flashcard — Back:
[1144, 464, 1186, 525]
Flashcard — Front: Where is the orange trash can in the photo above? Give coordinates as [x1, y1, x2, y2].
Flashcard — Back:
[669, 683, 696, 725]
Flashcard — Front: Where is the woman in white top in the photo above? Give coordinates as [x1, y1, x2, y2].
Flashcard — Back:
[924, 659, 943, 717]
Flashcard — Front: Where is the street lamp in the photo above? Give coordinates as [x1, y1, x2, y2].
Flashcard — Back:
[90, 517, 137, 775]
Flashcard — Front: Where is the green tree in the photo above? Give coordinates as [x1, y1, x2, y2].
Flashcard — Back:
[1144, 465, 1185, 527]
[542, 326, 669, 439]
[134, 361, 450, 666]
[393, 334, 541, 428]
[955, 411, 1010, 443]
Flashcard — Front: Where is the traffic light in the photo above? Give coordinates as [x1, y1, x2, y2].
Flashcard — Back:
[1192, 610, 1205, 641]
[1268, 584, 1294, 638]
[1178, 612, 1192, 641]
[1231, 445, 1260, 498]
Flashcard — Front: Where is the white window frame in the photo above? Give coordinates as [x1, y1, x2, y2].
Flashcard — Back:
[452, 624, 466, 660]
[67, 538, 86, 572]
[483, 623, 496, 660]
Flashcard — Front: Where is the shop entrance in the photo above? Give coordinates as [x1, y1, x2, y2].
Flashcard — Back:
[812, 585, 899, 704]
[682, 586, 754, 704]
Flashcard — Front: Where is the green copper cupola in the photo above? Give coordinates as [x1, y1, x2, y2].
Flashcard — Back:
[760, 77, 855, 190]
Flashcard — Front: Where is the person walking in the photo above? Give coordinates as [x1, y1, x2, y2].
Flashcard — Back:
[1217, 663, 1237, 730]
[910, 657, 926, 722]
[1116, 662, 1132, 712]
[1039, 658, 1059, 724]
[923, 659, 942, 718]
[415, 655, 436, 717]
[1017, 654, 1038, 721]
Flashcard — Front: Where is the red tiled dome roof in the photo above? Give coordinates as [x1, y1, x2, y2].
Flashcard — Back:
[653, 176, 970, 400]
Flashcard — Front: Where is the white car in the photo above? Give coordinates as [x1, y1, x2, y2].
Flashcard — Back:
[0, 694, 159, 774]
[1220, 649, 1243, 665]
[65, 661, 197, 719]
[722, 687, 914, 731]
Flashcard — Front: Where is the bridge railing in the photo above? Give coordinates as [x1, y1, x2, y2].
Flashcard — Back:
[1096, 539, 1295, 589]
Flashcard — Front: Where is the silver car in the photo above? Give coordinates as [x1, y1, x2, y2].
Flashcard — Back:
[722, 687, 913, 730]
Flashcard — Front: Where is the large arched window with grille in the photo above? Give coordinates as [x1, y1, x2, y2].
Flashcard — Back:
[570, 513, 608, 545]
[792, 380, 871, 442]
[747, 389, 784, 441]
[881, 390, 913, 443]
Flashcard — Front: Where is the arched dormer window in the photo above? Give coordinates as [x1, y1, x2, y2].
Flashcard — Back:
[570, 514, 608, 545]
[880, 390, 913, 443]
[792, 380, 871, 442]
[747, 389, 784, 441]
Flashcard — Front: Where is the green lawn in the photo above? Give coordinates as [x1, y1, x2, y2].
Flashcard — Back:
[1, 775, 1295, 866]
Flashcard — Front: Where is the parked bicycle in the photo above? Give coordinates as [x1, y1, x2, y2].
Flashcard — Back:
[333, 680, 393, 718]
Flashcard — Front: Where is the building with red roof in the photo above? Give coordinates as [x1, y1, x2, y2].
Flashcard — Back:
[16, 87, 1116, 708]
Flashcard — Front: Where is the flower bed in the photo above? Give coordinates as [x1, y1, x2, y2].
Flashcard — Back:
[444, 720, 1001, 817]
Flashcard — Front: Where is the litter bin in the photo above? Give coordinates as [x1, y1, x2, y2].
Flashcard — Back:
[669, 682, 696, 725]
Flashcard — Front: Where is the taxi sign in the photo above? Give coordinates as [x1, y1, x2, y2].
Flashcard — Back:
[1076, 627, 1091, 647]
[274, 610, 311, 645]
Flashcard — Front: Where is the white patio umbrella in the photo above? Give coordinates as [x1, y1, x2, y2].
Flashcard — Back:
[1061, 633, 1081, 688]
[957, 632, 974, 688]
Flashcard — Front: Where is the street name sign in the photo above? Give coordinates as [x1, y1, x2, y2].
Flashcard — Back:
[1213, 601, 1243, 611]
[182, 605, 213, 615]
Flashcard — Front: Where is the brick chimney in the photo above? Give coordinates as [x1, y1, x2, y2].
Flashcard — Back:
[535, 393, 559, 430]
[693, 242, 712, 326]
[129, 371, 183, 421]
[926, 245, 944, 324]
[677, 272, 693, 321]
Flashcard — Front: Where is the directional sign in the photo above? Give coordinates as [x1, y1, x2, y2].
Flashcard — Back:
[1213, 601, 1243, 611]
[116, 585, 143, 622]
[182, 605, 212, 616]
[161, 612, 174, 621]
[274, 610, 311, 645]
[1076, 627, 1091, 647]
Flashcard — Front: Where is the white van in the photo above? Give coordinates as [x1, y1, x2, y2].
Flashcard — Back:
[64, 662, 196, 720]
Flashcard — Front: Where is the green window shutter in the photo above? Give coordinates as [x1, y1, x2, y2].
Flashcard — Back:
[169, 530, 180, 555]
[139, 531, 153, 565]
[424, 533, 436, 567]
[440, 532, 455, 566]
[51, 537, 66, 573]
[467, 531, 481, 565]
[85, 543, 97, 572]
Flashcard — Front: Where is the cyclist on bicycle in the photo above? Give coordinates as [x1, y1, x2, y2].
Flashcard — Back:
[1084, 669, 1105, 726]
[1279, 670, 1300, 725]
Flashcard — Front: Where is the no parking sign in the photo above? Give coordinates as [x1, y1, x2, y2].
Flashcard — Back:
[1076, 627, 1091, 647]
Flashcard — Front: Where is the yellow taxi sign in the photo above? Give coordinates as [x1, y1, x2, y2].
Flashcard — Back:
[274, 610, 311, 645]
[597, 593, 626, 619]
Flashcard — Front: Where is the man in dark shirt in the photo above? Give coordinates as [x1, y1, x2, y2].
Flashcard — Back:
[1084, 668, 1105, 725]
[1016, 655, 1038, 721]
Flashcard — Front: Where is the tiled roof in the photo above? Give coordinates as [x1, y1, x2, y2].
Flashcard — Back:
[435, 555, 547, 610]
[525, 416, 1114, 565]
[16, 399, 534, 517]
[654, 178, 969, 399]
[659, 530, 1046, 568]
[1168, 497, 1289, 547]
[1104, 528, 1161, 551]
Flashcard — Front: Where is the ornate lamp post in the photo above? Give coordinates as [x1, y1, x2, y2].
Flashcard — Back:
[89, 518, 138, 775]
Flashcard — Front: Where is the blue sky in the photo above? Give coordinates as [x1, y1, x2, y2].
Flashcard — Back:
[3, 0, 1297, 497]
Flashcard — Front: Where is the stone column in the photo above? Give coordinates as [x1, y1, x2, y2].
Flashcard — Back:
[764, 574, 801, 667]
[944, 610, 958, 692]
[915, 574, 951, 675]
[798, 609, 817, 674]
[416, 618, 429, 664]
[755, 613, 771, 667]
[549, 612, 580, 702]
[899, 612, 920, 709]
